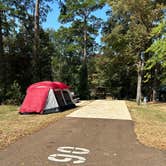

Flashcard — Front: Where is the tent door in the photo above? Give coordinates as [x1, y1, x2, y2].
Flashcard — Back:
[44, 89, 59, 114]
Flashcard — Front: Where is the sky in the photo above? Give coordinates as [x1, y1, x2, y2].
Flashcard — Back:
[42, 3, 110, 44]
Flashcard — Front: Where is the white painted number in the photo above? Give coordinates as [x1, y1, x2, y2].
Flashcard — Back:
[57, 146, 90, 155]
[48, 146, 90, 164]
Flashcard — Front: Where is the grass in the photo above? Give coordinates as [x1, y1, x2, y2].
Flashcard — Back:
[0, 101, 91, 150]
[126, 101, 166, 150]
[1, 100, 165, 151]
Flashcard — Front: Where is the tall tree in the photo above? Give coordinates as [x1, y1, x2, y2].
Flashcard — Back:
[145, 21, 166, 101]
[0, 0, 53, 103]
[33, 0, 40, 82]
[103, 0, 165, 104]
[0, 6, 3, 56]
[49, 26, 84, 94]
[0, 0, 17, 103]
[59, 0, 104, 99]
[32, 0, 53, 82]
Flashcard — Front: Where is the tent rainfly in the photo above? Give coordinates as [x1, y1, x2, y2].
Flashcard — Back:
[19, 81, 75, 114]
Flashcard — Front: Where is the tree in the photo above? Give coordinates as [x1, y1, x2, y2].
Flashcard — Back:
[145, 21, 166, 101]
[102, 0, 165, 104]
[0, 0, 53, 103]
[0, 0, 18, 103]
[49, 27, 81, 94]
[33, 0, 40, 82]
[146, 21, 166, 69]
[32, 0, 53, 82]
[0, 4, 3, 56]
[58, 0, 104, 99]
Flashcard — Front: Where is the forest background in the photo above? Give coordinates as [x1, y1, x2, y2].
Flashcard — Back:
[0, 0, 166, 105]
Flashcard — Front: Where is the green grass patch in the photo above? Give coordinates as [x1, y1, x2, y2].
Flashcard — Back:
[127, 102, 166, 123]
[126, 101, 166, 150]
[133, 106, 166, 122]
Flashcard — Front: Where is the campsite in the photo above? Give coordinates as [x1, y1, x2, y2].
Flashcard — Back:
[0, 0, 166, 166]
[0, 100, 166, 166]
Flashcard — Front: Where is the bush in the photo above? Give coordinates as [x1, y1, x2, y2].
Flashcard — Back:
[5, 80, 23, 105]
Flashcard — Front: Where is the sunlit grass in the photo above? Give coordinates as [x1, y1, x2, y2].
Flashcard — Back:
[1, 100, 165, 151]
[126, 101, 166, 150]
[0, 101, 91, 150]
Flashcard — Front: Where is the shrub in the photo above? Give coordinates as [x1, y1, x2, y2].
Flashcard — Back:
[5, 80, 23, 105]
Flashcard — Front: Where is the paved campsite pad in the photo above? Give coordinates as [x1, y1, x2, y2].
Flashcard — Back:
[0, 101, 165, 166]
[67, 100, 132, 120]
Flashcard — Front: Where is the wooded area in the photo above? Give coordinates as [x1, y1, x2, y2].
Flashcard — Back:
[0, 0, 166, 105]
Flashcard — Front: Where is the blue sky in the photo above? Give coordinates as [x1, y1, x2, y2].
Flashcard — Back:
[42, 3, 110, 44]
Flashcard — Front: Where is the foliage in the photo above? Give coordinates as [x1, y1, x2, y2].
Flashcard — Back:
[89, 54, 137, 99]
[144, 21, 166, 97]
[102, 0, 165, 102]
[57, 0, 104, 99]
[0, 0, 54, 104]
[0, 0, 166, 104]
[49, 27, 81, 93]
[5, 80, 23, 105]
[146, 21, 166, 69]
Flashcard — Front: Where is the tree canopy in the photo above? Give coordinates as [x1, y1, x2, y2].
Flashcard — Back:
[0, 0, 166, 104]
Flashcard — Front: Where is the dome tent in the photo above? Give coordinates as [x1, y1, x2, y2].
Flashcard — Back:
[19, 81, 75, 114]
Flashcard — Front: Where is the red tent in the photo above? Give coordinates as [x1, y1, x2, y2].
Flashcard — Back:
[19, 81, 75, 114]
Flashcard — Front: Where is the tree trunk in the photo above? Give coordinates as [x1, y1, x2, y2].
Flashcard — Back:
[33, 0, 40, 82]
[136, 60, 144, 105]
[152, 67, 158, 102]
[0, 10, 3, 56]
[83, 16, 87, 62]
[78, 15, 89, 99]
[0, 10, 4, 103]
[34, 0, 40, 53]
[152, 88, 157, 102]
